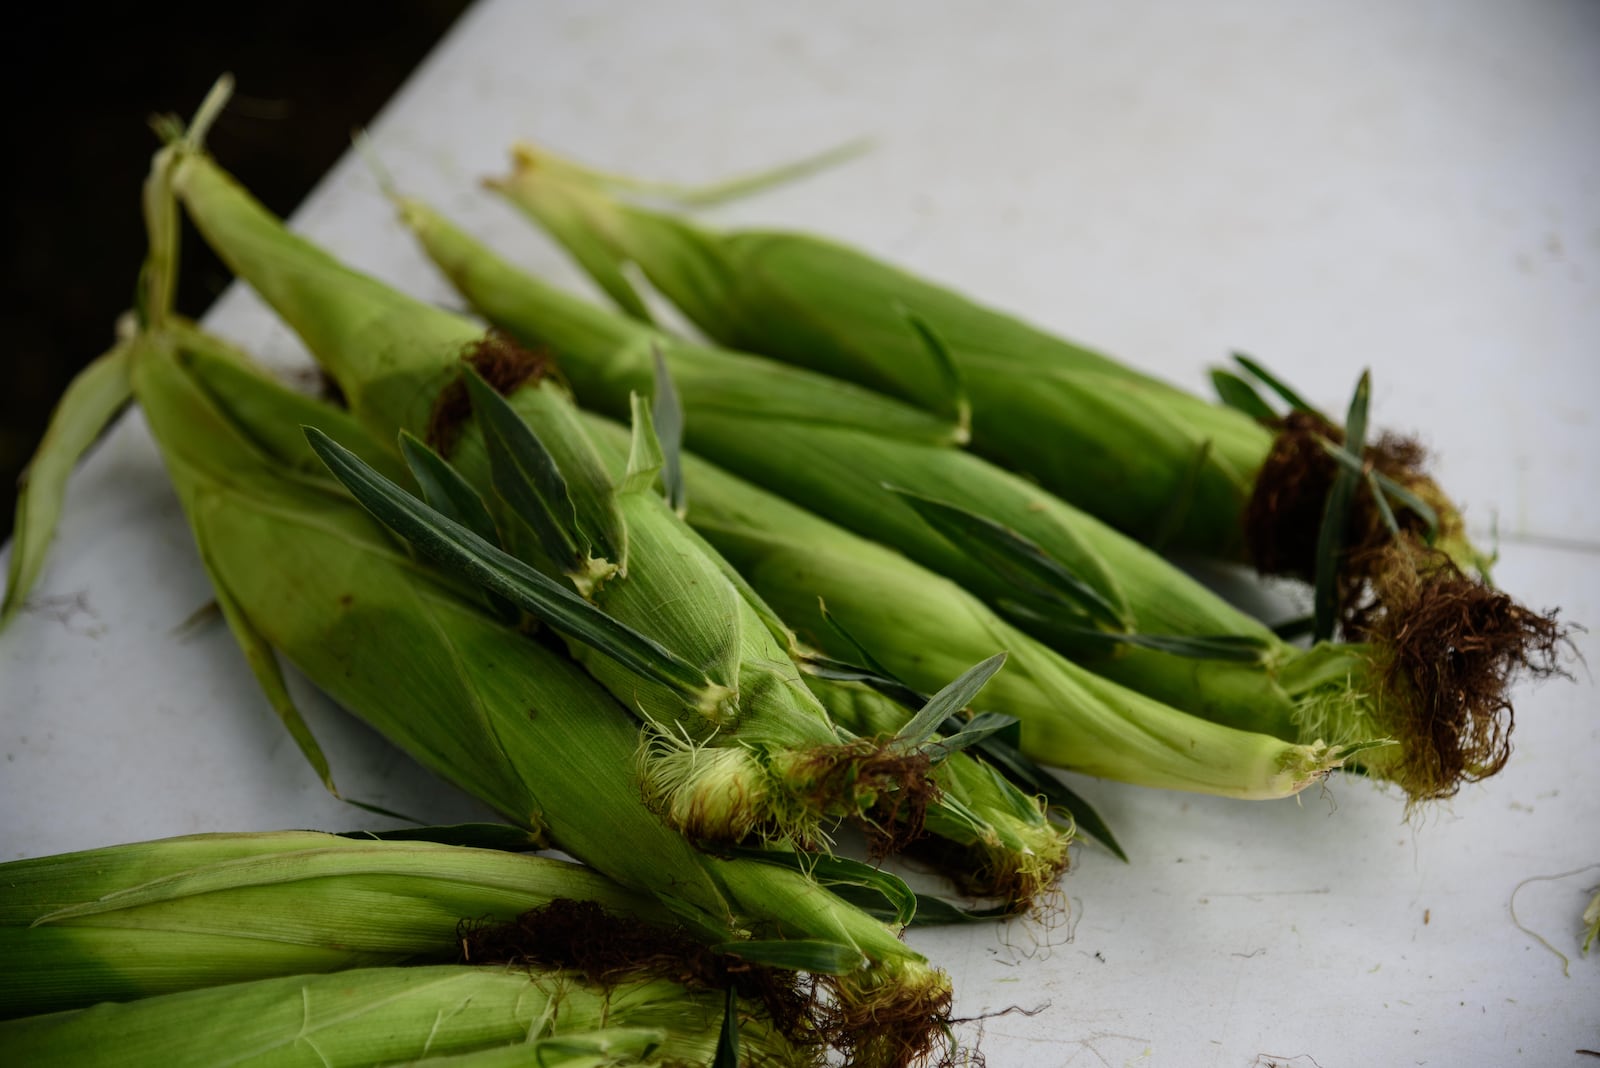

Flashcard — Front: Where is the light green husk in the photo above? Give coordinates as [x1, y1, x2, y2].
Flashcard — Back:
[0, 964, 811, 1067]
[2, 108, 953, 1065]
[579, 414, 1070, 902]
[0, 829, 659, 1018]
[392, 196, 1407, 798]
[163, 137, 957, 855]
[482, 160, 1565, 806]
[490, 145, 1490, 580]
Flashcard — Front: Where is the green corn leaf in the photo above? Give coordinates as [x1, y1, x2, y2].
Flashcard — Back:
[894, 652, 1007, 749]
[891, 487, 1129, 631]
[1005, 610, 1273, 663]
[464, 370, 588, 572]
[2, 342, 134, 629]
[196, 535, 337, 797]
[400, 431, 518, 623]
[714, 985, 740, 1068]
[1316, 438, 1441, 540]
[399, 432, 502, 547]
[900, 310, 972, 439]
[1210, 369, 1277, 421]
[920, 710, 1018, 763]
[1233, 352, 1317, 413]
[817, 602, 905, 685]
[800, 655, 928, 713]
[712, 939, 865, 974]
[969, 734, 1127, 861]
[305, 427, 715, 700]
[728, 848, 918, 928]
[621, 392, 666, 496]
[1313, 370, 1371, 642]
[650, 347, 687, 514]
[1147, 438, 1211, 552]
[1367, 470, 1402, 537]
[561, 136, 871, 208]
[1372, 470, 1440, 541]
[911, 896, 1017, 926]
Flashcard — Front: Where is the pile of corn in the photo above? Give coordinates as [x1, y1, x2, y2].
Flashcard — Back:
[1, 79, 1569, 1066]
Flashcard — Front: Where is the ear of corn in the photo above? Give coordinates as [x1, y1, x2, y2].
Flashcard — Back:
[642, 429, 1372, 799]
[467, 169, 1564, 805]
[0, 830, 665, 1018]
[493, 151, 1492, 577]
[391, 197, 1433, 799]
[10, 132, 954, 1061]
[577, 408, 1072, 905]
[0, 964, 812, 1068]
[168, 139, 1001, 857]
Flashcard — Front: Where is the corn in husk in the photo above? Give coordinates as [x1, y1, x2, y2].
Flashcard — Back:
[158, 132, 1006, 857]
[0, 106, 954, 1066]
[388, 197, 1428, 800]
[0, 964, 810, 1067]
[490, 150, 1570, 801]
[0, 829, 670, 1018]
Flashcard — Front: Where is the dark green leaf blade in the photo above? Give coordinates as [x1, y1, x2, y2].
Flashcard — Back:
[890, 486, 1129, 631]
[972, 734, 1128, 861]
[1314, 438, 1441, 542]
[464, 370, 588, 571]
[1233, 352, 1317, 414]
[399, 431, 502, 547]
[714, 985, 740, 1068]
[1312, 370, 1371, 642]
[1211, 368, 1277, 421]
[305, 426, 714, 699]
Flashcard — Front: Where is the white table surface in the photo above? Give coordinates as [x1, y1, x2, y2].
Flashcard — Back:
[3, 2, 1597, 1063]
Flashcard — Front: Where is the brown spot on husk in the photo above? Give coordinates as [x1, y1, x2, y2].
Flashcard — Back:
[1352, 542, 1573, 801]
[426, 330, 550, 455]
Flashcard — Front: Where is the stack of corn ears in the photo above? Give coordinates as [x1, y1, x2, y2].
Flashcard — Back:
[0, 93, 980, 1068]
[469, 144, 1569, 805]
[1, 78, 1575, 1067]
[1, 833, 813, 1066]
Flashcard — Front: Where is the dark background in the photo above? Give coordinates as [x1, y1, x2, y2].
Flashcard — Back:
[1, 1, 473, 542]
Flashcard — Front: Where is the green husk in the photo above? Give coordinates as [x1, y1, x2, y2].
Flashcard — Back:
[0, 964, 811, 1067]
[165, 136, 966, 855]
[492, 146, 1489, 576]
[0, 829, 660, 1018]
[479, 164, 1567, 804]
[7, 112, 955, 1065]
[621, 427, 1371, 800]
[392, 196, 1440, 800]
[579, 412, 1072, 902]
